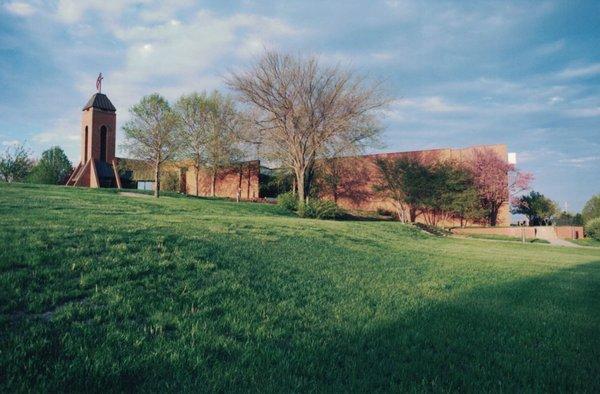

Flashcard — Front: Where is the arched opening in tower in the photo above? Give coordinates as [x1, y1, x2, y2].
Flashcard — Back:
[100, 125, 107, 162]
[84, 126, 88, 163]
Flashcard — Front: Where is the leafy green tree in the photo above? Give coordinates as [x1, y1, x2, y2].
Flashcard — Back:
[511, 191, 558, 226]
[374, 156, 431, 222]
[123, 94, 181, 198]
[28, 146, 72, 184]
[555, 211, 574, 226]
[451, 187, 485, 227]
[586, 217, 600, 240]
[582, 194, 600, 224]
[420, 161, 484, 227]
[0, 144, 33, 182]
[554, 211, 584, 226]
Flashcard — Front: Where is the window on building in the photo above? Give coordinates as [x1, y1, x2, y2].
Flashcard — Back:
[100, 125, 107, 162]
[84, 126, 88, 163]
[137, 181, 155, 191]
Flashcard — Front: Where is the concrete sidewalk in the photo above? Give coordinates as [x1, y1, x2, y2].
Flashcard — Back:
[534, 226, 580, 247]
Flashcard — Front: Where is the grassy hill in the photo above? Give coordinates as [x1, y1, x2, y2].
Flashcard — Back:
[1, 183, 599, 392]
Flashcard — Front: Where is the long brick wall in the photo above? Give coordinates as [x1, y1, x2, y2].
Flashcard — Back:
[452, 226, 584, 240]
[315, 144, 511, 226]
[185, 161, 260, 200]
[118, 143, 512, 227]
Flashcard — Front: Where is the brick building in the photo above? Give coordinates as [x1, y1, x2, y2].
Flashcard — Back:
[184, 161, 260, 200]
[67, 89, 511, 225]
[314, 144, 511, 226]
[66, 93, 122, 188]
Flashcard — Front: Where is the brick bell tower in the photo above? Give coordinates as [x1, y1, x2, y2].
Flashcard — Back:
[66, 74, 121, 188]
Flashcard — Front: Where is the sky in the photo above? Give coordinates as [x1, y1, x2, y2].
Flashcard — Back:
[0, 0, 598, 211]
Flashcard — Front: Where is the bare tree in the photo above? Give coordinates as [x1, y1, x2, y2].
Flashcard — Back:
[174, 92, 214, 196]
[0, 144, 33, 183]
[207, 93, 244, 197]
[123, 93, 180, 198]
[175, 91, 244, 197]
[227, 51, 387, 212]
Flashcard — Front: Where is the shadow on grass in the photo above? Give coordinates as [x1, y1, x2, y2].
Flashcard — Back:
[2, 216, 599, 392]
[21, 263, 600, 391]
[293, 261, 600, 392]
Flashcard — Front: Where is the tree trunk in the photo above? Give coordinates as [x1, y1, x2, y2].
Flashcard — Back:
[237, 165, 243, 202]
[154, 162, 160, 198]
[305, 165, 315, 199]
[490, 206, 499, 227]
[195, 166, 199, 197]
[409, 206, 417, 222]
[296, 169, 305, 214]
[211, 171, 217, 197]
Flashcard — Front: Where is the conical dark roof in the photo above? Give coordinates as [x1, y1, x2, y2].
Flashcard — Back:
[83, 93, 116, 112]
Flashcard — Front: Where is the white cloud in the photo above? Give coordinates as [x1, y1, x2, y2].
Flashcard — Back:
[98, 10, 301, 108]
[559, 156, 600, 164]
[563, 107, 600, 118]
[372, 52, 394, 61]
[33, 131, 78, 144]
[532, 39, 565, 56]
[1, 139, 21, 146]
[558, 156, 600, 168]
[548, 96, 563, 104]
[54, 0, 138, 24]
[4, 1, 35, 16]
[30, 116, 81, 160]
[557, 63, 600, 79]
[391, 96, 470, 114]
[517, 148, 563, 164]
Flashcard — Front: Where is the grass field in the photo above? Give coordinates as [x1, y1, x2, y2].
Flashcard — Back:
[572, 238, 600, 248]
[458, 232, 551, 244]
[1, 183, 599, 392]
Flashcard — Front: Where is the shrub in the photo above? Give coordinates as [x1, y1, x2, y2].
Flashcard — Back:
[304, 199, 343, 220]
[413, 222, 451, 237]
[161, 171, 180, 192]
[586, 217, 600, 241]
[277, 191, 297, 211]
[376, 207, 396, 217]
[582, 195, 600, 224]
[27, 146, 72, 185]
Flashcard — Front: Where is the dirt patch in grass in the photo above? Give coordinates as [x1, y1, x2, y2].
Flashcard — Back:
[119, 191, 152, 198]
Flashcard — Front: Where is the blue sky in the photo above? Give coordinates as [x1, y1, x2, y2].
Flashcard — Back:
[0, 0, 598, 211]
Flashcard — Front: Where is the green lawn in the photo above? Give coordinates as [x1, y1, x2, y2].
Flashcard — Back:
[1, 183, 599, 392]
[458, 232, 550, 243]
[572, 238, 600, 248]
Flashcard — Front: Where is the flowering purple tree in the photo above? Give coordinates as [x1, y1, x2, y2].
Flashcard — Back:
[468, 148, 533, 226]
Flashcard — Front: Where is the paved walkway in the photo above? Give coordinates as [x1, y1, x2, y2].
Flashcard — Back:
[119, 192, 152, 198]
[544, 238, 580, 247]
[534, 226, 580, 247]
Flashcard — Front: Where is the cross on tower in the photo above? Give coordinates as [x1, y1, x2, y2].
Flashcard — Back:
[96, 73, 103, 93]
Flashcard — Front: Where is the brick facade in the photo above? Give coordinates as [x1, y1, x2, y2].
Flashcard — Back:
[66, 92, 513, 226]
[80, 108, 116, 164]
[315, 144, 511, 226]
[452, 226, 584, 240]
[184, 161, 260, 200]
[67, 93, 121, 188]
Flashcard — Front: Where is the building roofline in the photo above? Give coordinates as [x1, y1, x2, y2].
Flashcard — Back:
[333, 143, 508, 161]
